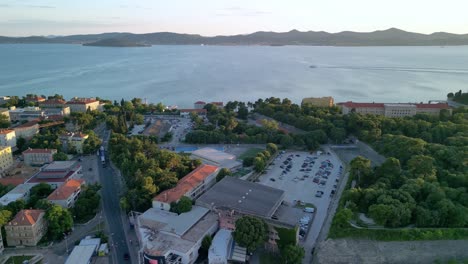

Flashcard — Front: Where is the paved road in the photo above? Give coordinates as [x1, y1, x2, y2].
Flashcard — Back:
[97, 128, 132, 264]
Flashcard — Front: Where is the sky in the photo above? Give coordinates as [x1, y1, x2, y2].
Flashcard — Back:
[1, 0, 467, 37]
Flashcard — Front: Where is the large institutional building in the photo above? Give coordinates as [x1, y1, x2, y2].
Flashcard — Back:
[338, 101, 451, 117]
[301, 97, 335, 107]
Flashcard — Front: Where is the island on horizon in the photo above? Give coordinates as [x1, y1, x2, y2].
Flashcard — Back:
[82, 38, 151, 47]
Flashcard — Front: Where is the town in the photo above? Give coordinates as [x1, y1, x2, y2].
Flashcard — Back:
[0, 93, 465, 264]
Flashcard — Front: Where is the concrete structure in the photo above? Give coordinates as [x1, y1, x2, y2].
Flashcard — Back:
[153, 164, 219, 211]
[0, 129, 16, 149]
[22, 148, 57, 166]
[194, 101, 206, 109]
[208, 229, 247, 264]
[65, 245, 96, 264]
[9, 107, 45, 122]
[27, 161, 82, 189]
[5, 209, 47, 246]
[191, 148, 242, 171]
[79, 236, 101, 253]
[179, 109, 207, 117]
[47, 179, 84, 208]
[338, 101, 452, 117]
[0, 146, 14, 175]
[0, 183, 37, 206]
[66, 97, 100, 113]
[136, 206, 218, 264]
[13, 121, 39, 140]
[59, 132, 88, 154]
[301, 96, 335, 107]
[197, 177, 285, 219]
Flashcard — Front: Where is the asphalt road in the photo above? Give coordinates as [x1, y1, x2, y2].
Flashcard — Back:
[97, 127, 132, 264]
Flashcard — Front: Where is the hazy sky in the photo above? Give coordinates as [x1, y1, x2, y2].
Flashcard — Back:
[1, 0, 467, 36]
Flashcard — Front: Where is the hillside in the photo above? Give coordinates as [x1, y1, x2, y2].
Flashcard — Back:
[2, 28, 468, 46]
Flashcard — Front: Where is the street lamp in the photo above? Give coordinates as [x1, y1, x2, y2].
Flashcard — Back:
[63, 233, 69, 254]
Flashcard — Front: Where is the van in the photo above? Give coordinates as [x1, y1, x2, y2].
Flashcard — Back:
[304, 207, 315, 213]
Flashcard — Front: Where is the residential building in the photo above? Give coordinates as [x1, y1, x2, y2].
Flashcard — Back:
[59, 132, 89, 154]
[0, 183, 37, 206]
[179, 109, 207, 117]
[66, 98, 100, 113]
[27, 161, 82, 189]
[194, 101, 206, 109]
[0, 129, 16, 148]
[208, 229, 247, 264]
[43, 106, 70, 117]
[0, 108, 10, 121]
[0, 146, 14, 175]
[338, 101, 452, 117]
[301, 96, 335, 107]
[22, 148, 57, 166]
[197, 177, 285, 219]
[136, 206, 218, 264]
[25, 95, 45, 104]
[153, 164, 219, 211]
[5, 209, 47, 246]
[191, 148, 242, 171]
[13, 121, 39, 140]
[9, 107, 45, 122]
[47, 179, 84, 208]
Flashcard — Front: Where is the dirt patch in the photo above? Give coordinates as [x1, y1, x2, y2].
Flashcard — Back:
[144, 120, 171, 137]
[6, 162, 39, 180]
[314, 238, 468, 264]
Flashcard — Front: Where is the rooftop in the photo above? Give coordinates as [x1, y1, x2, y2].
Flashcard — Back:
[65, 245, 95, 264]
[194, 101, 206, 104]
[0, 129, 14, 135]
[15, 120, 39, 129]
[209, 229, 232, 262]
[338, 101, 385, 108]
[0, 178, 25, 187]
[416, 103, 450, 109]
[40, 99, 66, 105]
[43, 161, 78, 171]
[66, 98, 98, 104]
[0, 183, 37, 206]
[196, 177, 285, 218]
[154, 164, 219, 204]
[191, 148, 242, 169]
[8, 209, 45, 226]
[138, 206, 218, 256]
[23, 148, 57, 155]
[60, 132, 88, 139]
[339, 101, 451, 109]
[47, 179, 84, 201]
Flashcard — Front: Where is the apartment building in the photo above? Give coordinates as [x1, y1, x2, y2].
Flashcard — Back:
[22, 148, 57, 166]
[66, 98, 100, 113]
[59, 132, 88, 154]
[47, 179, 84, 208]
[9, 107, 45, 122]
[0, 146, 14, 175]
[152, 164, 219, 211]
[338, 101, 451, 117]
[0, 129, 17, 148]
[5, 209, 47, 246]
[14, 121, 39, 140]
[301, 96, 335, 107]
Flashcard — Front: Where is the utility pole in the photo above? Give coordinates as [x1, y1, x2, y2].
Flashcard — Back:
[63, 233, 69, 254]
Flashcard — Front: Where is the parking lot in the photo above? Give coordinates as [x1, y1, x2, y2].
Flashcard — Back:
[257, 149, 343, 246]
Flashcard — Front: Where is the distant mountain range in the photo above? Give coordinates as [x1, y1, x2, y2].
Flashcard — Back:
[2, 28, 468, 46]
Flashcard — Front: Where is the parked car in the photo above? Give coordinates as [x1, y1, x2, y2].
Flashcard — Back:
[123, 253, 130, 261]
[270, 178, 276, 182]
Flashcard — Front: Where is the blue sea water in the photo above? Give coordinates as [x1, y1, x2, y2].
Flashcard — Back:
[1, 44, 468, 107]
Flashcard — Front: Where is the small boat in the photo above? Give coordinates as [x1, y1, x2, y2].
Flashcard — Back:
[309, 65, 317, 68]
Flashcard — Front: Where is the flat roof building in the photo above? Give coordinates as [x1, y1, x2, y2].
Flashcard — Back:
[338, 101, 452, 117]
[65, 245, 95, 264]
[191, 148, 242, 171]
[136, 206, 218, 264]
[27, 161, 82, 189]
[208, 229, 247, 264]
[47, 179, 84, 208]
[196, 177, 285, 219]
[0, 183, 37, 206]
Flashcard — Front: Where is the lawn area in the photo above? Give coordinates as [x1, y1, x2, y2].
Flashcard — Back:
[239, 148, 263, 160]
[5, 255, 33, 264]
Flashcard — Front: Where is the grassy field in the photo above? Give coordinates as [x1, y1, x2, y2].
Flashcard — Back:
[5, 256, 33, 264]
[239, 148, 263, 160]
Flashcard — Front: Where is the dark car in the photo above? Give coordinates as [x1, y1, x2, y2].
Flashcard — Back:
[270, 178, 276, 182]
[313, 177, 320, 183]
[123, 253, 130, 261]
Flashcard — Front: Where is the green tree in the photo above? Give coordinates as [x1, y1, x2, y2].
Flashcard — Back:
[0, 210, 12, 226]
[46, 205, 73, 240]
[53, 152, 68, 161]
[216, 168, 232, 182]
[201, 235, 213, 252]
[233, 216, 267, 252]
[266, 143, 278, 154]
[0, 113, 10, 128]
[28, 183, 53, 208]
[253, 156, 265, 172]
[173, 196, 192, 214]
[281, 244, 305, 264]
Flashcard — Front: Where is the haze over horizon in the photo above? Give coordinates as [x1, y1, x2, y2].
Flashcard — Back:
[1, 0, 467, 37]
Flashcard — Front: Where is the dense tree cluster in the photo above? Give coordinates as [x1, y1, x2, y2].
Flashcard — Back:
[72, 184, 101, 222]
[448, 90, 468, 105]
[170, 196, 193, 214]
[109, 133, 201, 212]
[233, 216, 268, 252]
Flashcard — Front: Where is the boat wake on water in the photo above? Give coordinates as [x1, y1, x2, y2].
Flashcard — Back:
[321, 65, 468, 74]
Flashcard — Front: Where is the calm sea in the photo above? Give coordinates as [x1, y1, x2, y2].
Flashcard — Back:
[1, 44, 468, 107]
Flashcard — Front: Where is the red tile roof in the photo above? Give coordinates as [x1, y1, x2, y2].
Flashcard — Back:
[47, 179, 84, 201]
[154, 164, 218, 203]
[40, 99, 66, 105]
[0, 178, 25, 187]
[338, 101, 385, 108]
[15, 120, 39, 128]
[195, 101, 206, 104]
[66, 99, 98, 104]
[0, 129, 14, 135]
[8, 209, 45, 226]
[22, 148, 57, 154]
[416, 103, 450, 109]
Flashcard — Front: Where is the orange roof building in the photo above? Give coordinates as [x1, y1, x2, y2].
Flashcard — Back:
[153, 164, 219, 211]
[5, 209, 47, 246]
[47, 179, 84, 208]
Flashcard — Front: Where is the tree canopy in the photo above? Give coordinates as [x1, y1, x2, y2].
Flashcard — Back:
[233, 216, 268, 252]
